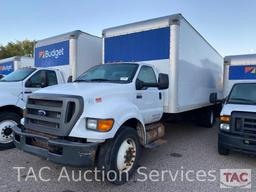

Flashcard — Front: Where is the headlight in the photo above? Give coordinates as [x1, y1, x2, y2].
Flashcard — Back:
[86, 118, 114, 132]
[220, 123, 230, 131]
[87, 119, 98, 130]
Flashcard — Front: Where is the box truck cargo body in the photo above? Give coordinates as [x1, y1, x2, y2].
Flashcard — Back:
[13, 14, 223, 184]
[103, 14, 223, 114]
[35, 30, 102, 81]
[223, 54, 256, 97]
[0, 56, 33, 76]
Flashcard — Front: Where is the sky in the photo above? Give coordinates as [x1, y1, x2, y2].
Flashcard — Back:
[1, 0, 256, 56]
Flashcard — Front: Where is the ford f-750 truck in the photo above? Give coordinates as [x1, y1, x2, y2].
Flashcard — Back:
[13, 14, 223, 184]
[0, 31, 101, 149]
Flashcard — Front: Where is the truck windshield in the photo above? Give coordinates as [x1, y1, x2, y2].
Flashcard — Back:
[228, 83, 256, 105]
[75, 64, 139, 83]
[0, 68, 36, 82]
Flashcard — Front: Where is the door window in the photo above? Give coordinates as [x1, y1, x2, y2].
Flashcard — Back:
[46, 70, 58, 86]
[137, 66, 157, 84]
[25, 70, 45, 88]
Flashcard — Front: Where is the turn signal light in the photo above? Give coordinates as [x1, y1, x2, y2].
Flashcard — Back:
[220, 115, 230, 122]
[98, 119, 114, 132]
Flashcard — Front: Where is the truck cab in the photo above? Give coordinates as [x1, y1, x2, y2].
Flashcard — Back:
[218, 83, 256, 155]
[0, 67, 65, 148]
[13, 62, 169, 184]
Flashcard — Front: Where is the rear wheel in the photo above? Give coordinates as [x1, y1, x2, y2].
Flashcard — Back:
[196, 107, 215, 128]
[97, 126, 141, 185]
[0, 112, 21, 149]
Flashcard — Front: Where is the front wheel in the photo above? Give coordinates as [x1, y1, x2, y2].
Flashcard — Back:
[0, 112, 21, 149]
[218, 142, 229, 155]
[97, 126, 141, 185]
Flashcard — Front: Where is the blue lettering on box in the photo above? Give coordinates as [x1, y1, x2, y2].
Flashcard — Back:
[0, 61, 14, 75]
[104, 27, 170, 63]
[35, 40, 69, 67]
[229, 65, 256, 80]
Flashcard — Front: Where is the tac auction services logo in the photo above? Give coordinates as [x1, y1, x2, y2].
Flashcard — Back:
[220, 169, 251, 189]
[39, 47, 64, 59]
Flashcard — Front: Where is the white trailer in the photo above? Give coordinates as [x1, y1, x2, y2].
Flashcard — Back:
[35, 30, 102, 81]
[103, 14, 223, 118]
[223, 54, 256, 97]
[0, 56, 33, 76]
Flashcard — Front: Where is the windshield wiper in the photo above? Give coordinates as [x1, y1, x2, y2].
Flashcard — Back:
[74, 79, 113, 83]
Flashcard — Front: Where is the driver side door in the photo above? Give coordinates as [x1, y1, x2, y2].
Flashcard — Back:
[22, 70, 46, 104]
[135, 66, 163, 124]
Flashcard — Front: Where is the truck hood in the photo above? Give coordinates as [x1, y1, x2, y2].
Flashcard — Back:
[35, 82, 132, 97]
[221, 104, 256, 116]
[0, 81, 23, 97]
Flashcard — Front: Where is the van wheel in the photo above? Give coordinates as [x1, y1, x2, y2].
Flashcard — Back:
[97, 126, 141, 185]
[0, 112, 20, 149]
[218, 142, 229, 155]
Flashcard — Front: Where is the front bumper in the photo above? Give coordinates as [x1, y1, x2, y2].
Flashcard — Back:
[219, 131, 256, 155]
[12, 125, 99, 167]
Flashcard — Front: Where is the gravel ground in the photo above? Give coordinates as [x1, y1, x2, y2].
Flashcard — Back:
[0, 121, 255, 192]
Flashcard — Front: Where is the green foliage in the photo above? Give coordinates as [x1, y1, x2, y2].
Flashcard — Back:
[0, 40, 36, 59]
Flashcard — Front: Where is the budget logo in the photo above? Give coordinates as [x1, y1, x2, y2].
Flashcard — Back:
[244, 66, 256, 74]
[39, 51, 45, 58]
[38, 48, 64, 59]
[220, 169, 251, 189]
[0, 64, 13, 71]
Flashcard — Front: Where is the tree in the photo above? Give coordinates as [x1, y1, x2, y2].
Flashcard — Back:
[0, 40, 36, 59]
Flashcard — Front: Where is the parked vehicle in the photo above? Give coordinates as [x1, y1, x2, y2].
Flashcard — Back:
[0, 30, 101, 149]
[13, 14, 223, 184]
[0, 56, 33, 76]
[211, 54, 256, 155]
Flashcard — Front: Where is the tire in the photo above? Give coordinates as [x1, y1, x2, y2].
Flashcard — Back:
[218, 142, 229, 155]
[96, 126, 141, 185]
[0, 112, 21, 149]
[196, 107, 215, 128]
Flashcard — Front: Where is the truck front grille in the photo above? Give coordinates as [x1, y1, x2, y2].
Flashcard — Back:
[24, 94, 84, 136]
[232, 112, 256, 138]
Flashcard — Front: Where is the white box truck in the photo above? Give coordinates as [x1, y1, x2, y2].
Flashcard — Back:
[0, 56, 34, 76]
[211, 54, 256, 155]
[0, 30, 101, 149]
[13, 14, 223, 184]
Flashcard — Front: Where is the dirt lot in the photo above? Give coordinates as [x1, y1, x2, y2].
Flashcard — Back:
[0, 121, 255, 192]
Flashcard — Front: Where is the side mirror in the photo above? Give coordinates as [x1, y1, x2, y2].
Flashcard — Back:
[158, 73, 169, 90]
[136, 79, 144, 90]
[67, 76, 73, 83]
[209, 92, 217, 103]
[25, 79, 32, 87]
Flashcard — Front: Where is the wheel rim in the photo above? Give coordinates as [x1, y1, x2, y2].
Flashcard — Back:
[116, 138, 137, 173]
[0, 120, 16, 144]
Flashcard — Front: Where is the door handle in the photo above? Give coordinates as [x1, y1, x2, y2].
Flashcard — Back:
[136, 94, 142, 99]
[159, 92, 162, 100]
[24, 91, 32, 94]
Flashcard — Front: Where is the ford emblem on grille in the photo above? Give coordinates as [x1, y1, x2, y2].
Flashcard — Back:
[38, 110, 47, 116]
